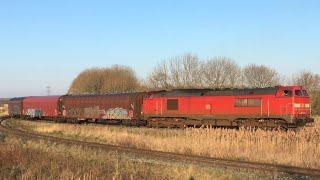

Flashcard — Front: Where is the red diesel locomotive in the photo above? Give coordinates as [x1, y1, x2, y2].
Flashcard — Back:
[7, 85, 314, 129]
[143, 86, 314, 128]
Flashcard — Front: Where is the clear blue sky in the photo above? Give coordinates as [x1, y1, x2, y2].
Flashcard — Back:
[0, 0, 319, 97]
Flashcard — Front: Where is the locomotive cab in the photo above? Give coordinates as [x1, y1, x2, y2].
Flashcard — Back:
[292, 86, 314, 124]
[276, 86, 314, 126]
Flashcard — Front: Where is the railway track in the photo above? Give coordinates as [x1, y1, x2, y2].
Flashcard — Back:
[1, 118, 320, 178]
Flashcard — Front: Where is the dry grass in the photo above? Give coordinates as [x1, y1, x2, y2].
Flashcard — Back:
[0, 134, 276, 179]
[11, 118, 320, 169]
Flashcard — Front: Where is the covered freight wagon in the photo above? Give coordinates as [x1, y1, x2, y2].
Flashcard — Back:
[59, 92, 147, 123]
[23, 96, 61, 119]
[8, 97, 25, 117]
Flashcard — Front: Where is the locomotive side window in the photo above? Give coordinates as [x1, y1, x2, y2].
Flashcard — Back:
[167, 99, 178, 110]
[235, 98, 261, 107]
[235, 99, 248, 107]
[247, 98, 261, 107]
[295, 90, 302, 96]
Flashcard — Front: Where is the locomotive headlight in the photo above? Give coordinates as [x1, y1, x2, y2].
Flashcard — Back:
[294, 103, 301, 108]
[294, 103, 310, 108]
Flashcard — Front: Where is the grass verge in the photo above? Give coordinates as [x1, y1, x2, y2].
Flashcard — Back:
[8, 118, 320, 170]
[0, 132, 285, 179]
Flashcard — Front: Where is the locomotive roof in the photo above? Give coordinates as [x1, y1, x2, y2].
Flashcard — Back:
[152, 87, 278, 97]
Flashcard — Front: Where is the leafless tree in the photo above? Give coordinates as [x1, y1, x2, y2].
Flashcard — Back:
[148, 61, 171, 89]
[147, 53, 202, 89]
[202, 57, 241, 88]
[292, 71, 320, 92]
[147, 54, 241, 89]
[292, 71, 320, 115]
[170, 54, 202, 87]
[168, 57, 182, 87]
[243, 64, 280, 88]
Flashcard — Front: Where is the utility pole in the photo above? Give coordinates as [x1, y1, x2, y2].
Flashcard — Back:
[46, 86, 51, 96]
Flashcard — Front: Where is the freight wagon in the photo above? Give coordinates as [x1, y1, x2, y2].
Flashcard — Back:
[23, 96, 61, 119]
[8, 97, 25, 118]
[58, 93, 147, 125]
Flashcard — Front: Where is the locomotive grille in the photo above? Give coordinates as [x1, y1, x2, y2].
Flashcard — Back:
[167, 99, 178, 110]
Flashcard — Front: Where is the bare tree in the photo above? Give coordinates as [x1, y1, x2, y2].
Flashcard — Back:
[170, 54, 202, 88]
[169, 57, 183, 87]
[148, 61, 171, 89]
[243, 64, 280, 88]
[311, 92, 320, 115]
[202, 57, 241, 88]
[147, 53, 202, 89]
[68, 65, 141, 94]
[293, 71, 320, 92]
[147, 54, 241, 89]
[293, 71, 320, 115]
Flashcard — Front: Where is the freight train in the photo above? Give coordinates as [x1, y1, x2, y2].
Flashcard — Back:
[6, 85, 315, 129]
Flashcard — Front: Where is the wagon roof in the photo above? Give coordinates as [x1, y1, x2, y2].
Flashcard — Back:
[63, 92, 147, 98]
[23, 96, 62, 102]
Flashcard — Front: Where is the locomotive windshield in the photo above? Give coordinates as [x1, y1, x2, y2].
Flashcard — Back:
[295, 90, 309, 97]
